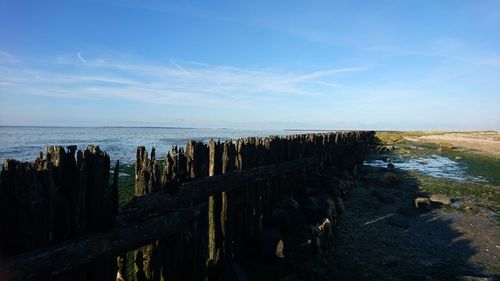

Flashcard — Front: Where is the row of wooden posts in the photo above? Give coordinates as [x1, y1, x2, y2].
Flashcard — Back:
[0, 131, 375, 281]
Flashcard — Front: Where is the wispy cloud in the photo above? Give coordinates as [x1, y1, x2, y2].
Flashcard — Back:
[169, 59, 194, 77]
[0, 50, 18, 63]
[0, 55, 369, 108]
[77, 52, 87, 64]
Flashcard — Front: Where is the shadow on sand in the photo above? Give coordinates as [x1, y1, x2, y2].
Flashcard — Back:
[326, 163, 498, 280]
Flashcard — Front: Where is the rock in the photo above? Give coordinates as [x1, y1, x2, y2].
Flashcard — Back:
[362, 173, 382, 186]
[317, 218, 333, 247]
[414, 197, 431, 211]
[455, 156, 463, 160]
[377, 145, 395, 153]
[430, 194, 451, 205]
[258, 229, 285, 259]
[281, 195, 300, 211]
[338, 179, 352, 197]
[437, 142, 455, 150]
[387, 163, 395, 170]
[372, 189, 395, 204]
[382, 172, 399, 187]
[302, 194, 337, 224]
[321, 176, 343, 196]
[275, 240, 285, 258]
[334, 196, 345, 215]
[451, 201, 461, 208]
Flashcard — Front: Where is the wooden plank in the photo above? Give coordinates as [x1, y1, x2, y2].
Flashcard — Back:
[119, 157, 317, 226]
[0, 204, 206, 281]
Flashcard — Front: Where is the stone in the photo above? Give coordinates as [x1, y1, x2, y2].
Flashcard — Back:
[430, 194, 451, 205]
[280, 195, 299, 212]
[372, 189, 395, 204]
[302, 194, 337, 224]
[377, 145, 395, 153]
[362, 173, 382, 186]
[334, 196, 345, 215]
[455, 156, 463, 160]
[387, 163, 395, 170]
[258, 229, 285, 259]
[382, 172, 399, 186]
[414, 197, 431, 211]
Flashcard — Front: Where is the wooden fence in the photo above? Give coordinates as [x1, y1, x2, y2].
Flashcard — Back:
[0, 131, 375, 281]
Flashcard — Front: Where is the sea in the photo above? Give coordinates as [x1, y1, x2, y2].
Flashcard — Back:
[0, 126, 299, 165]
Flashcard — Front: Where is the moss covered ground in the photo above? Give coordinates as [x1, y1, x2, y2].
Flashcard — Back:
[375, 131, 500, 221]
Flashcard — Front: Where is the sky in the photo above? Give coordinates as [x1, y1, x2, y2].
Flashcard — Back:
[0, 0, 499, 130]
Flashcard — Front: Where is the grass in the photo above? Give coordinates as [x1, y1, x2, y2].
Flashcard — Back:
[114, 163, 140, 279]
[437, 148, 500, 186]
[410, 171, 500, 215]
[373, 131, 500, 218]
[117, 164, 136, 207]
[390, 141, 500, 186]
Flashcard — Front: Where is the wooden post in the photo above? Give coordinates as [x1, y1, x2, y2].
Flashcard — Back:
[208, 140, 222, 263]
[134, 147, 162, 281]
[0, 145, 118, 281]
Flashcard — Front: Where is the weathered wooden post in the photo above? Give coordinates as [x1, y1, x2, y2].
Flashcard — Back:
[0, 145, 118, 281]
[208, 140, 223, 264]
[134, 147, 162, 281]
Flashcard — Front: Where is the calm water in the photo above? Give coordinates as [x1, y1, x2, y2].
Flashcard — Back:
[0, 127, 295, 165]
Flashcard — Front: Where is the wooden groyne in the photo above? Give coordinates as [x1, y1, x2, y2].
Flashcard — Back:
[0, 131, 375, 281]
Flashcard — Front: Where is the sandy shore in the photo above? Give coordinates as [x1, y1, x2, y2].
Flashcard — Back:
[406, 131, 500, 157]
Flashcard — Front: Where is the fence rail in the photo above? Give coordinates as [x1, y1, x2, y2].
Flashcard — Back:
[0, 157, 317, 281]
[0, 131, 375, 281]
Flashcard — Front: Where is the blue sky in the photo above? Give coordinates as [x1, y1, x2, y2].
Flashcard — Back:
[0, 0, 499, 130]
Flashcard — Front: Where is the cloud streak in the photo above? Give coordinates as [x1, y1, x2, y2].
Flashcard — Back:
[77, 52, 87, 64]
[0, 55, 369, 109]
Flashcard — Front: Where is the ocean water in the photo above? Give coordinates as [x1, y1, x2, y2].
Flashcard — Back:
[0, 127, 294, 165]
